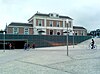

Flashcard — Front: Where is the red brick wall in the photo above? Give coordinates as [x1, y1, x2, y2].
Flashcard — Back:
[46, 20, 63, 27]
[29, 28, 33, 35]
[46, 20, 49, 26]
[60, 21, 63, 27]
[46, 29, 49, 35]
[42, 19, 44, 26]
[54, 29, 56, 35]
[7, 27, 33, 35]
[7, 27, 13, 34]
[53, 20, 56, 27]
[19, 27, 24, 34]
[61, 30, 63, 35]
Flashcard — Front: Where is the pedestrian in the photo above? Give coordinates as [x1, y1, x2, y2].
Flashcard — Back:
[91, 39, 94, 49]
[9, 43, 12, 49]
[27, 44, 30, 51]
[28, 44, 30, 48]
[24, 43, 27, 50]
[32, 44, 35, 49]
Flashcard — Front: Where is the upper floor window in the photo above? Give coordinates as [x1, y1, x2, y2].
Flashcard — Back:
[24, 28, 29, 35]
[49, 21, 53, 27]
[38, 20, 42, 26]
[65, 21, 72, 28]
[13, 27, 18, 34]
[56, 21, 60, 27]
[68, 21, 72, 28]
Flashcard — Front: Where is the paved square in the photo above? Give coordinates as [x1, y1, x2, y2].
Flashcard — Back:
[0, 38, 100, 74]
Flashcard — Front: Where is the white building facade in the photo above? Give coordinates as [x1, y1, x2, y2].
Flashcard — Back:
[28, 12, 73, 35]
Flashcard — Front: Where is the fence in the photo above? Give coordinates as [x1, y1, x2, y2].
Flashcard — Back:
[0, 34, 92, 48]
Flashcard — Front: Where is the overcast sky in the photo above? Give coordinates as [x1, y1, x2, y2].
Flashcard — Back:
[0, 0, 100, 31]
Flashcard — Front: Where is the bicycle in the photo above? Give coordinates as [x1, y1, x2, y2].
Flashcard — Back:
[89, 43, 97, 49]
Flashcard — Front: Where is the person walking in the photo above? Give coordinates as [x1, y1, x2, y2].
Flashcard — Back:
[9, 43, 12, 49]
[24, 43, 27, 50]
[27, 44, 30, 51]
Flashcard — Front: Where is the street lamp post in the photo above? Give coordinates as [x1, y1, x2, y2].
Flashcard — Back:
[73, 31, 74, 48]
[63, 30, 69, 56]
[63, 19, 72, 56]
[3, 32, 5, 52]
[66, 26, 68, 56]
[0, 30, 6, 52]
[63, 19, 69, 56]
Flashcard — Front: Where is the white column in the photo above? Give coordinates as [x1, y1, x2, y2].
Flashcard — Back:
[71, 20, 73, 32]
[43, 18, 47, 35]
[33, 17, 38, 35]
[33, 17, 36, 27]
[63, 20, 66, 35]
[44, 18, 46, 27]
[63, 20, 65, 28]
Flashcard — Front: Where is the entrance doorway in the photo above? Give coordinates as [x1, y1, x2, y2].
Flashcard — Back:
[50, 30, 53, 35]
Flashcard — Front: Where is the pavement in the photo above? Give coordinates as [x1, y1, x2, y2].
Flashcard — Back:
[0, 38, 100, 74]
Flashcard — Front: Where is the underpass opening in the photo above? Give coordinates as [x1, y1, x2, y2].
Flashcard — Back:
[11, 41, 26, 49]
[0, 40, 27, 49]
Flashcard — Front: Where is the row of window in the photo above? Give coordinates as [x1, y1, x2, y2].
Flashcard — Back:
[49, 21, 61, 27]
[13, 27, 62, 35]
[49, 30, 61, 35]
[49, 13, 59, 18]
[13, 27, 85, 36]
[48, 30, 84, 36]
[37, 20, 72, 28]
[74, 33, 84, 36]
[74, 31, 84, 36]
[13, 27, 29, 35]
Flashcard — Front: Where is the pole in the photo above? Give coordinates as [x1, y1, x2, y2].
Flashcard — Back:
[66, 23, 68, 56]
[73, 31, 74, 48]
[67, 32, 68, 56]
[3, 32, 5, 52]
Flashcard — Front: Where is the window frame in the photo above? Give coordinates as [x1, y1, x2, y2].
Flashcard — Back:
[49, 30, 53, 35]
[56, 21, 60, 27]
[49, 21, 53, 27]
[24, 27, 29, 35]
[38, 20, 42, 26]
[68, 21, 72, 28]
[13, 27, 19, 34]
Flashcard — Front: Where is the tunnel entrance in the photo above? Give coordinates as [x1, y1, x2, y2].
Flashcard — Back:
[11, 41, 26, 49]
[0, 40, 27, 49]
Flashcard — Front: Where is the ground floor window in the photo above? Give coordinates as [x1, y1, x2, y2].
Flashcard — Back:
[57, 32, 60, 35]
[75, 33, 77, 35]
[50, 30, 53, 35]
